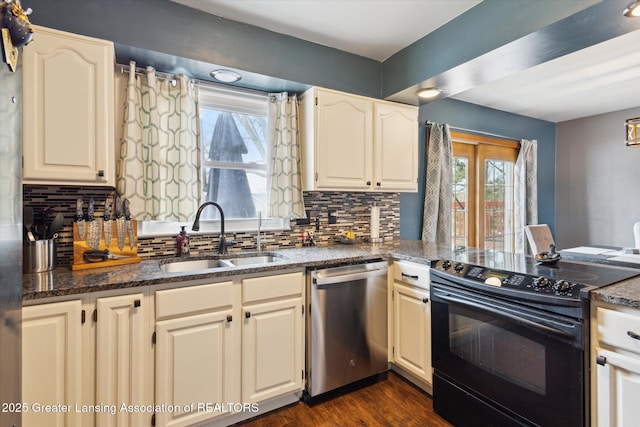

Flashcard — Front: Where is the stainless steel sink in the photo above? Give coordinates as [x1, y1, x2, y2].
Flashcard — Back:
[159, 253, 282, 272]
[225, 255, 281, 266]
[160, 258, 231, 273]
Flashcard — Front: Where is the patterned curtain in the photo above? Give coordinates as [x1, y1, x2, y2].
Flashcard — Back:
[117, 61, 200, 221]
[422, 123, 453, 245]
[514, 139, 538, 254]
[267, 92, 306, 219]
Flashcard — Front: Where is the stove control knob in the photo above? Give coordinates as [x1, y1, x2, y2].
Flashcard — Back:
[533, 277, 550, 288]
[454, 263, 464, 273]
[442, 260, 452, 270]
[553, 280, 572, 292]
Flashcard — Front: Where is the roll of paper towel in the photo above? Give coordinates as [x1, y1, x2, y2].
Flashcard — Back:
[370, 206, 380, 240]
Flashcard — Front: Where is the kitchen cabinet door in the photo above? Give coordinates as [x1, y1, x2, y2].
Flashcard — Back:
[95, 293, 151, 427]
[300, 87, 418, 192]
[303, 88, 373, 190]
[155, 309, 237, 427]
[241, 297, 304, 403]
[374, 102, 418, 191]
[393, 282, 432, 385]
[595, 347, 640, 427]
[22, 25, 115, 185]
[22, 300, 83, 427]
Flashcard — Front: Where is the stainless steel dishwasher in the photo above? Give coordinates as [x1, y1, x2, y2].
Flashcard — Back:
[306, 260, 388, 397]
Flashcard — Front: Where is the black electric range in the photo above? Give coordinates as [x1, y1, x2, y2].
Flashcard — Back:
[431, 247, 639, 318]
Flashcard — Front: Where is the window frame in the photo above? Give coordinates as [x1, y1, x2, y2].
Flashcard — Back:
[451, 131, 519, 250]
[137, 84, 290, 238]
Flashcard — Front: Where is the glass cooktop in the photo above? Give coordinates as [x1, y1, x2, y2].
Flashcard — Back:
[445, 246, 639, 288]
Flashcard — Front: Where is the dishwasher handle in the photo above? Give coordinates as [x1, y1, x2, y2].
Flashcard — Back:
[313, 266, 387, 286]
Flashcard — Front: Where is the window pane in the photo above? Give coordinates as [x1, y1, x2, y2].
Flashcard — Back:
[452, 156, 469, 246]
[483, 159, 514, 251]
[199, 96, 269, 220]
[200, 110, 267, 166]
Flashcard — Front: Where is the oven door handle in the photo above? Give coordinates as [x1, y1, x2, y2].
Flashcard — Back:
[434, 292, 576, 339]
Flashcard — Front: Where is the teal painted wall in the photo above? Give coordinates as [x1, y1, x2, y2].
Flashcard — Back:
[24, 0, 382, 97]
[23, 0, 558, 241]
[400, 99, 556, 240]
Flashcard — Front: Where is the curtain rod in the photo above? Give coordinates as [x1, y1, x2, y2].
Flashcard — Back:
[115, 63, 270, 98]
[425, 120, 521, 142]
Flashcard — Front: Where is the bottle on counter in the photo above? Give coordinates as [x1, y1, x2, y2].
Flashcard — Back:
[176, 226, 190, 256]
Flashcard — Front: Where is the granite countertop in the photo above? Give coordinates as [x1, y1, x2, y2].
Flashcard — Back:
[590, 277, 640, 310]
[24, 239, 640, 309]
[23, 239, 446, 301]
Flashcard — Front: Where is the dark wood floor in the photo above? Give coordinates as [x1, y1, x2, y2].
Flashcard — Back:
[235, 372, 452, 427]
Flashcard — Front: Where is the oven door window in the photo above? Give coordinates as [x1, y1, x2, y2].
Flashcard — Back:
[432, 295, 583, 427]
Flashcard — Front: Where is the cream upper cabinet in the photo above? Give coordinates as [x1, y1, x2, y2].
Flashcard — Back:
[22, 300, 83, 427]
[300, 87, 418, 192]
[592, 303, 640, 427]
[374, 102, 419, 192]
[22, 25, 115, 185]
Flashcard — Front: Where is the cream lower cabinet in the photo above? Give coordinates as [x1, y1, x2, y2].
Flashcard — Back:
[390, 261, 432, 390]
[95, 293, 152, 427]
[241, 272, 305, 403]
[592, 303, 640, 426]
[154, 281, 240, 427]
[22, 291, 152, 427]
[22, 300, 83, 427]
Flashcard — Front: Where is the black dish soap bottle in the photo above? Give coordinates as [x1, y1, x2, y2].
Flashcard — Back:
[176, 226, 190, 257]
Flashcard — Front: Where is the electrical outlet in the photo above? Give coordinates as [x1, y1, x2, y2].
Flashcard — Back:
[328, 211, 337, 224]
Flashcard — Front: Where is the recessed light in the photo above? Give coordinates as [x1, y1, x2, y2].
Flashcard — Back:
[210, 69, 242, 83]
[416, 87, 442, 100]
[624, 0, 640, 17]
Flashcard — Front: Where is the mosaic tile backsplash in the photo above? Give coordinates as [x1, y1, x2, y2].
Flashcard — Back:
[24, 185, 400, 266]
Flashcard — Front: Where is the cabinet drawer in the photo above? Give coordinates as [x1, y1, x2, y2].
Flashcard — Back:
[394, 260, 430, 290]
[596, 307, 640, 355]
[156, 281, 234, 320]
[243, 272, 303, 304]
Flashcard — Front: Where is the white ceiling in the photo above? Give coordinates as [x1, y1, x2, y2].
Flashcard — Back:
[452, 29, 640, 122]
[173, 0, 640, 123]
[173, 0, 481, 61]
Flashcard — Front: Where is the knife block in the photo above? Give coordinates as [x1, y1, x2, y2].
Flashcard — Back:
[71, 220, 141, 270]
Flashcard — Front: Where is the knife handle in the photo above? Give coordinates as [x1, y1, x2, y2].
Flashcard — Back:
[88, 199, 95, 220]
[76, 198, 84, 220]
[104, 198, 112, 221]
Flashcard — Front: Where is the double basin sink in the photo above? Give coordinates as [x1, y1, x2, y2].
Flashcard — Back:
[159, 253, 282, 273]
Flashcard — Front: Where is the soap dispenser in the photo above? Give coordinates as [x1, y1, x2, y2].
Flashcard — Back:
[176, 226, 190, 256]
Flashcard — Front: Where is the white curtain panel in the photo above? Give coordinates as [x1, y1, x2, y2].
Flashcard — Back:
[514, 138, 538, 254]
[267, 92, 306, 219]
[117, 61, 200, 221]
[422, 123, 453, 245]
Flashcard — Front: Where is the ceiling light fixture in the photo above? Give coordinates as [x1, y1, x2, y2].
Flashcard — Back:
[210, 69, 242, 83]
[625, 117, 640, 147]
[623, 0, 640, 17]
[416, 87, 442, 100]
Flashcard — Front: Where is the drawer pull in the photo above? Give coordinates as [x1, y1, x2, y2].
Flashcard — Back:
[245, 311, 251, 319]
[627, 330, 640, 340]
[227, 315, 233, 322]
[402, 273, 419, 280]
[596, 355, 607, 366]
[422, 297, 429, 304]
